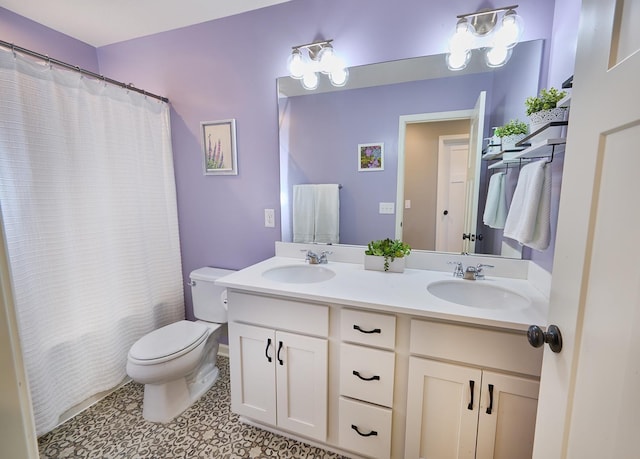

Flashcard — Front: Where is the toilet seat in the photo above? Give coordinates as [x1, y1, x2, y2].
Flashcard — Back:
[128, 321, 209, 365]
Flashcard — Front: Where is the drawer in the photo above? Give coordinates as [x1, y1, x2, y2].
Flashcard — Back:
[410, 319, 543, 377]
[228, 291, 328, 337]
[338, 397, 392, 459]
[341, 308, 396, 350]
[339, 343, 395, 407]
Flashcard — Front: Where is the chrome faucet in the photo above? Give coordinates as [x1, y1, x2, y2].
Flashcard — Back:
[302, 250, 332, 264]
[449, 261, 494, 280]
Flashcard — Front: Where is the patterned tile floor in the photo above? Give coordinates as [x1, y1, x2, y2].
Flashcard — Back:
[38, 356, 346, 458]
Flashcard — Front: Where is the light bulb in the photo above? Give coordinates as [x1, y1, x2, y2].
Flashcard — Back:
[287, 49, 305, 80]
[485, 46, 511, 67]
[329, 67, 349, 87]
[449, 18, 476, 54]
[494, 10, 524, 49]
[446, 51, 470, 71]
[301, 70, 318, 90]
[317, 45, 337, 74]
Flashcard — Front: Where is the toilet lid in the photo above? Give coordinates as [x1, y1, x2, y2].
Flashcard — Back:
[129, 320, 209, 362]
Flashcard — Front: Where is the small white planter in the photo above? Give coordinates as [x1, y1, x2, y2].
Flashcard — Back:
[364, 254, 406, 273]
[528, 107, 568, 143]
[499, 133, 526, 150]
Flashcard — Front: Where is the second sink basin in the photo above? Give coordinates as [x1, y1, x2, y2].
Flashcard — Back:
[262, 264, 336, 284]
[427, 280, 531, 310]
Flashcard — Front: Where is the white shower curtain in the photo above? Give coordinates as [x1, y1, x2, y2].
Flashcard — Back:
[0, 49, 184, 435]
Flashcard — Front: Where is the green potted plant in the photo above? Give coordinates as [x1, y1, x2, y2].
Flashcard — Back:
[525, 87, 568, 140]
[494, 119, 528, 150]
[364, 238, 411, 272]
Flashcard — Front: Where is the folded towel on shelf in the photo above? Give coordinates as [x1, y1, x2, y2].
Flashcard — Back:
[292, 184, 340, 243]
[483, 172, 508, 229]
[503, 160, 551, 250]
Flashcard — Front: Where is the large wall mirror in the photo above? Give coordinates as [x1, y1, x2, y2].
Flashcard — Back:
[278, 40, 543, 258]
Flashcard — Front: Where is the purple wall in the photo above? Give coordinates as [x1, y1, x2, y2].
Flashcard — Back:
[1, 0, 569, 318]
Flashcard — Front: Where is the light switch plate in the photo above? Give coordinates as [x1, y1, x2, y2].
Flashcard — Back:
[379, 202, 395, 214]
[264, 209, 275, 227]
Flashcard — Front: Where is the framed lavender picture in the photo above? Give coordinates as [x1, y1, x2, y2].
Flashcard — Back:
[201, 119, 238, 175]
[358, 142, 384, 171]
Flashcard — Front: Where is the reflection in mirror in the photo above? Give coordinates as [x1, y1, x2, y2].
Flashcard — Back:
[278, 40, 543, 258]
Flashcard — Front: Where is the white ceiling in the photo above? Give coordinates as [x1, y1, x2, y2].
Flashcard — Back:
[0, 0, 291, 47]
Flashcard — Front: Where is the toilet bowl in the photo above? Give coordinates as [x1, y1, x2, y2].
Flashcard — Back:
[126, 267, 234, 423]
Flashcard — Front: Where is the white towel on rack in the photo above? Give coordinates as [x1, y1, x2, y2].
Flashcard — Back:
[483, 172, 507, 229]
[503, 160, 551, 250]
[292, 184, 340, 243]
[313, 184, 340, 244]
[293, 185, 316, 243]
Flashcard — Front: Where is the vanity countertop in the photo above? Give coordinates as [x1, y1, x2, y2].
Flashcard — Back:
[216, 256, 549, 332]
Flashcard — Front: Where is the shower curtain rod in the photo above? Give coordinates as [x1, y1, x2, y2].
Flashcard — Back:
[0, 40, 169, 103]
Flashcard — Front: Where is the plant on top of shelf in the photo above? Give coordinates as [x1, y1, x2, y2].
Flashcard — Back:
[365, 238, 411, 271]
[525, 87, 567, 116]
[525, 87, 569, 140]
[494, 119, 528, 138]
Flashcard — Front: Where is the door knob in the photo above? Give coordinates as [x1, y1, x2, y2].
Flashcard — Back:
[443, 210, 449, 215]
[527, 324, 563, 353]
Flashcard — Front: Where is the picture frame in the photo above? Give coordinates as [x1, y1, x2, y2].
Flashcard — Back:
[201, 119, 238, 175]
[358, 142, 384, 171]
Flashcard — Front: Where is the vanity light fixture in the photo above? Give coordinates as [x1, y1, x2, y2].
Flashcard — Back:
[447, 5, 524, 71]
[287, 39, 349, 90]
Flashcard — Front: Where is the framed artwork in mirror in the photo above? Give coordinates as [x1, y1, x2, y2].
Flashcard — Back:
[201, 119, 238, 175]
[358, 142, 384, 171]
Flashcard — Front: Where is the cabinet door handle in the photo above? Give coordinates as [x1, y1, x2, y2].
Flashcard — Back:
[352, 370, 380, 381]
[486, 384, 494, 414]
[353, 324, 381, 334]
[351, 424, 378, 437]
[277, 340, 284, 366]
[265, 338, 272, 363]
[468, 380, 475, 410]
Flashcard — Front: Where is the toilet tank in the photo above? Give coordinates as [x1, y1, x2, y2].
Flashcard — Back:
[190, 267, 235, 323]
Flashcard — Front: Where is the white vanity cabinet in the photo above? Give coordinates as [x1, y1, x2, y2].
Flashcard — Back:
[405, 319, 542, 459]
[227, 291, 329, 441]
[337, 309, 396, 459]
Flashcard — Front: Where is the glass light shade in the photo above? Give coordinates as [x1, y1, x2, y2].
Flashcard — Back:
[301, 70, 318, 90]
[485, 46, 512, 67]
[449, 19, 476, 54]
[446, 51, 471, 71]
[287, 49, 305, 80]
[494, 10, 524, 49]
[317, 45, 337, 74]
[329, 67, 349, 87]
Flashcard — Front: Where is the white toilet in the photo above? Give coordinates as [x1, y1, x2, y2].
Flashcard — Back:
[126, 267, 234, 423]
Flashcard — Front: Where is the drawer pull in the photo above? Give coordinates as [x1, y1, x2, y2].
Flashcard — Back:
[353, 324, 381, 334]
[277, 340, 284, 366]
[468, 380, 475, 410]
[353, 370, 380, 382]
[351, 424, 378, 437]
[265, 338, 272, 363]
[486, 384, 494, 414]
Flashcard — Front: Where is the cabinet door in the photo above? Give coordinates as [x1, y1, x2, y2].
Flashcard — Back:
[275, 331, 328, 441]
[476, 372, 539, 459]
[405, 357, 481, 459]
[228, 322, 277, 425]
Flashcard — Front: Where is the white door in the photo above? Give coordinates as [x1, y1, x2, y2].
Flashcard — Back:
[533, 1, 640, 457]
[405, 357, 481, 459]
[275, 331, 328, 441]
[436, 135, 469, 253]
[476, 372, 539, 459]
[228, 323, 277, 425]
[462, 91, 486, 253]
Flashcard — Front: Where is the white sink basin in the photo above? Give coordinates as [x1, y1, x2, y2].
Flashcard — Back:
[427, 280, 531, 310]
[262, 265, 336, 284]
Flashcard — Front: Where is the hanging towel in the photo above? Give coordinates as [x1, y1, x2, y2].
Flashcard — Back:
[483, 172, 508, 229]
[313, 184, 340, 244]
[503, 160, 551, 250]
[293, 185, 316, 243]
[293, 184, 340, 243]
